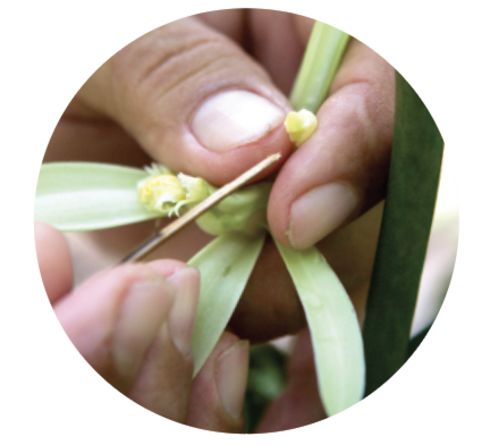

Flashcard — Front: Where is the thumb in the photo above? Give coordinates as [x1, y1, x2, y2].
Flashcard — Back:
[77, 16, 293, 185]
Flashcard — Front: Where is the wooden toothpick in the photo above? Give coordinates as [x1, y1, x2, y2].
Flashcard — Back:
[121, 153, 281, 263]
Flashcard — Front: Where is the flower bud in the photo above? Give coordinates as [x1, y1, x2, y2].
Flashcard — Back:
[137, 164, 271, 236]
[196, 182, 271, 236]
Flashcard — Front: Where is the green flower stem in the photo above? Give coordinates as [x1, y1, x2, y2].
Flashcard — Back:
[289, 21, 350, 113]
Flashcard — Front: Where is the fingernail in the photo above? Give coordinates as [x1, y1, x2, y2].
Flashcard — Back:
[215, 340, 249, 419]
[288, 182, 359, 250]
[192, 90, 285, 152]
[113, 278, 175, 379]
[167, 267, 201, 358]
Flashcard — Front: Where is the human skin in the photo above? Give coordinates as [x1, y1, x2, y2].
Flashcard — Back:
[43, 9, 393, 342]
[35, 221, 327, 431]
[35, 221, 251, 432]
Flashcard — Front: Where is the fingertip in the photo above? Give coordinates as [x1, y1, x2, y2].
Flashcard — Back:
[288, 182, 360, 250]
[145, 259, 190, 278]
[119, 20, 294, 185]
[180, 107, 293, 186]
[55, 262, 179, 392]
[192, 90, 285, 154]
[267, 183, 293, 248]
[268, 85, 391, 250]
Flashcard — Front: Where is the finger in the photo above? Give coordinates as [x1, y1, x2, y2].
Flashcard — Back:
[187, 332, 249, 433]
[54, 259, 188, 394]
[127, 267, 200, 422]
[247, 10, 307, 95]
[268, 39, 395, 249]
[196, 9, 245, 44]
[77, 17, 293, 185]
[256, 329, 326, 433]
[34, 221, 74, 304]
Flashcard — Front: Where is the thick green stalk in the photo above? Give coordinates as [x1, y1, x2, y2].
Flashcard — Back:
[289, 21, 350, 113]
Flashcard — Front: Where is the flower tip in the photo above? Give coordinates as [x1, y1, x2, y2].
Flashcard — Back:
[137, 165, 212, 216]
[284, 109, 318, 147]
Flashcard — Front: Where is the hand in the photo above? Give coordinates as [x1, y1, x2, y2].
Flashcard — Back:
[44, 9, 394, 341]
[35, 221, 250, 432]
[256, 329, 327, 432]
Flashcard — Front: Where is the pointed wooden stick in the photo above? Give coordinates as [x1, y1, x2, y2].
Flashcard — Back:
[121, 153, 281, 263]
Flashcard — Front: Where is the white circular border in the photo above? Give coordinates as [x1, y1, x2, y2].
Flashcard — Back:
[2, 0, 488, 443]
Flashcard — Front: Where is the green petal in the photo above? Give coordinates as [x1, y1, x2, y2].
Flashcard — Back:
[275, 240, 365, 416]
[35, 162, 161, 231]
[190, 232, 265, 376]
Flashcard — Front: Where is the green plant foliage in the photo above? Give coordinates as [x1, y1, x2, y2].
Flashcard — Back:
[34, 21, 444, 424]
[35, 162, 160, 231]
[275, 240, 365, 416]
[189, 232, 266, 376]
[362, 72, 444, 396]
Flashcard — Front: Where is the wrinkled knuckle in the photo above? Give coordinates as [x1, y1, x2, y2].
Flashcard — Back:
[105, 20, 266, 131]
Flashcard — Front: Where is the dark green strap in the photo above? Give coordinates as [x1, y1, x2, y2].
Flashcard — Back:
[362, 72, 444, 396]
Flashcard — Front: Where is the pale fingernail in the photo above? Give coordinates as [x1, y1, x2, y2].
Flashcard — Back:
[167, 267, 201, 358]
[113, 278, 175, 381]
[192, 90, 285, 152]
[288, 182, 359, 250]
[215, 340, 249, 419]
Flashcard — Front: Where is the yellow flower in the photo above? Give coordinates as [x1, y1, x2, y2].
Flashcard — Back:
[138, 164, 211, 216]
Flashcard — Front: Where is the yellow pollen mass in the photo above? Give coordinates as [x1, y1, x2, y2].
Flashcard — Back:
[138, 174, 187, 214]
[284, 109, 318, 147]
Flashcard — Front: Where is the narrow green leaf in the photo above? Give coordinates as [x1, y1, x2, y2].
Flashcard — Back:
[362, 73, 444, 396]
[275, 240, 365, 416]
[289, 21, 350, 113]
[35, 162, 160, 231]
[190, 232, 265, 376]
